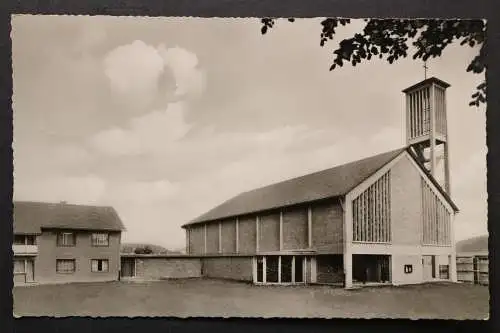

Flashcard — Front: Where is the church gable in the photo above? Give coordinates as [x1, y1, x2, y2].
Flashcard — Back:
[347, 151, 454, 246]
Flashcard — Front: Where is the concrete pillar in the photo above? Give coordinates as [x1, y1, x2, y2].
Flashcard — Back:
[218, 221, 222, 254]
[235, 218, 239, 253]
[343, 196, 354, 289]
[450, 253, 458, 282]
[310, 256, 317, 283]
[344, 252, 353, 289]
[256, 216, 260, 253]
[307, 206, 312, 248]
[279, 211, 283, 251]
[252, 257, 257, 283]
[450, 214, 458, 282]
[204, 224, 207, 254]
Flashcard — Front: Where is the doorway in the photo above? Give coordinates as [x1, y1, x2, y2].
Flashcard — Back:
[25, 259, 34, 282]
[353, 255, 391, 284]
[422, 255, 435, 281]
[121, 258, 136, 278]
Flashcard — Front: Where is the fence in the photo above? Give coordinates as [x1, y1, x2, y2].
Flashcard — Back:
[456, 255, 489, 285]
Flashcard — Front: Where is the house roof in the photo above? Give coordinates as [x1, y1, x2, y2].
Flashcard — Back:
[13, 201, 126, 234]
[183, 147, 458, 228]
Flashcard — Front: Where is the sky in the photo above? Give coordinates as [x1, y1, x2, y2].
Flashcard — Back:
[11, 15, 487, 250]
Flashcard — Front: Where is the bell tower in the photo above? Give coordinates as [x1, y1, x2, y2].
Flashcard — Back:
[403, 77, 451, 194]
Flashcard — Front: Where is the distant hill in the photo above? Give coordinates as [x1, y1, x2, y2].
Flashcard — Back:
[121, 243, 182, 255]
[456, 235, 488, 254]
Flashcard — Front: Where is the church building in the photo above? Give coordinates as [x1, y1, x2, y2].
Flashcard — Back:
[182, 77, 459, 288]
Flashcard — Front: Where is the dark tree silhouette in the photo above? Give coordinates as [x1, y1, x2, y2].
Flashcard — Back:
[261, 18, 486, 107]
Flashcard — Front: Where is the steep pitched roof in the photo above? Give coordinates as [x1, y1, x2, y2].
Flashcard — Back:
[184, 147, 459, 228]
[184, 148, 406, 227]
[13, 201, 126, 234]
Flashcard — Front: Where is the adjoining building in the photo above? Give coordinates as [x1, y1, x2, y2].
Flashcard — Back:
[182, 77, 459, 288]
[13, 201, 125, 286]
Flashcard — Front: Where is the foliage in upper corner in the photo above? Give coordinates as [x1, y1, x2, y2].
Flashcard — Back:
[260, 18, 487, 108]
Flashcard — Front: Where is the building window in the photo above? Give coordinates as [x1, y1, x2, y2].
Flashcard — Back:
[439, 264, 449, 279]
[91, 259, 109, 272]
[255, 255, 305, 284]
[57, 232, 76, 247]
[14, 259, 25, 274]
[26, 235, 36, 245]
[422, 179, 451, 246]
[13, 235, 26, 245]
[352, 171, 391, 243]
[13, 235, 37, 245]
[56, 259, 76, 274]
[91, 233, 109, 247]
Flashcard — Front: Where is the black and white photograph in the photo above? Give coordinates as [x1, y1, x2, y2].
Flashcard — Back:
[11, 15, 488, 319]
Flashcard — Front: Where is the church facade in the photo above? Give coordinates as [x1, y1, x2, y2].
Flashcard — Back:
[182, 77, 459, 288]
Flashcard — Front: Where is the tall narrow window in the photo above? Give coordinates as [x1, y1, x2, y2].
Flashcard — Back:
[266, 256, 279, 283]
[422, 179, 451, 245]
[352, 171, 391, 243]
[294, 256, 304, 283]
[280, 256, 293, 283]
[431, 256, 436, 279]
[91, 233, 109, 247]
[57, 232, 76, 247]
[256, 256, 264, 283]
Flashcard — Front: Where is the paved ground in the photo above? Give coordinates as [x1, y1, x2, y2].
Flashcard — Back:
[13, 279, 489, 319]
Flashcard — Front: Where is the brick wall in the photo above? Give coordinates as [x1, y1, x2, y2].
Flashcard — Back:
[188, 225, 205, 255]
[311, 201, 343, 253]
[206, 223, 219, 254]
[134, 257, 202, 280]
[282, 206, 308, 250]
[202, 257, 253, 281]
[221, 219, 236, 254]
[316, 255, 344, 283]
[259, 212, 280, 252]
[238, 216, 256, 254]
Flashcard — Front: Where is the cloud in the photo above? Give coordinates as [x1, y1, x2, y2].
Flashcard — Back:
[103, 40, 165, 110]
[103, 41, 205, 111]
[105, 179, 179, 205]
[14, 174, 106, 204]
[89, 102, 191, 156]
[14, 142, 95, 179]
[159, 45, 205, 97]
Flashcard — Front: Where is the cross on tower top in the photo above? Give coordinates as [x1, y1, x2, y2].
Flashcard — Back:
[423, 61, 428, 79]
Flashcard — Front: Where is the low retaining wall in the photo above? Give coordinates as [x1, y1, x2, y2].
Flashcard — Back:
[202, 256, 254, 282]
[121, 255, 202, 281]
[121, 255, 254, 282]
